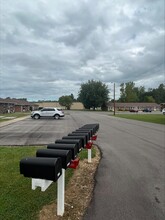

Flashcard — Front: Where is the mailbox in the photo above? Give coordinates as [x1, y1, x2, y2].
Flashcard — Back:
[75, 129, 93, 138]
[66, 134, 87, 148]
[80, 126, 95, 135]
[47, 143, 78, 159]
[81, 123, 99, 134]
[20, 157, 62, 181]
[55, 139, 82, 152]
[86, 123, 99, 130]
[36, 149, 72, 170]
[71, 132, 90, 143]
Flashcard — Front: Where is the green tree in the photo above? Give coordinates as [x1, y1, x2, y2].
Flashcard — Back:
[78, 80, 109, 110]
[69, 93, 77, 101]
[125, 82, 138, 102]
[136, 86, 145, 102]
[144, 96, 155, 103]
[152, 84, 165, 103]
[118, 82, 165, 103]
[58, 95, 73, 110]
[119, 83, 126, 102]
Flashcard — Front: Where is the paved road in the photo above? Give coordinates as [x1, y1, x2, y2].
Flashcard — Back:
[0, 111, 165, 220]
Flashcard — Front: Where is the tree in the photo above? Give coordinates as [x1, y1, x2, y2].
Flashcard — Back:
[152, 84, 165, 103]
[118, 82, 165, 103]
[58, 95, 73, 110]
[69, 93, 77, 101]
[78, 80, 109, 110]
[70, 93, 74, 101]
[125, 82, 138, 102]
[144, 96, 155, 103]
[119, 83, 126, 102]
[136, 86, 145, 102]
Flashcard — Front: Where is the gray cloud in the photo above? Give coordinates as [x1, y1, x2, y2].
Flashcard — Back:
[0, 0, 164, 101]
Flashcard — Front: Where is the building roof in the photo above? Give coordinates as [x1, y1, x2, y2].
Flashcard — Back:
[0, 98, 33, 106]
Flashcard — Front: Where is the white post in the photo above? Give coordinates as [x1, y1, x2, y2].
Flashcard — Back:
[57, 168, 65, 216]
[88, 149, 92, 163]
[32, 178, 53, 192]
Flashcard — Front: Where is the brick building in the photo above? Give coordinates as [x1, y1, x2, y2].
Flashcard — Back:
[0, 98, 38, 113]
[108, 102, 160, 111]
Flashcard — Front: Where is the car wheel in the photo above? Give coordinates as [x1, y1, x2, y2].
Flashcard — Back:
[54, 114, 60, 120]
[33, 114, 40, 119]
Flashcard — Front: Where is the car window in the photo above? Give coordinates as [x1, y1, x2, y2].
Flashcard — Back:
[41, 108, 55, 111]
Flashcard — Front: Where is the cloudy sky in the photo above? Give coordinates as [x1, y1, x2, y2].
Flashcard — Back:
[0, 0, 164, 101]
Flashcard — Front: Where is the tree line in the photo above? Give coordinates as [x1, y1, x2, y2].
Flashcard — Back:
[59, 80, 165, 110]
[119, 82, 165, 103]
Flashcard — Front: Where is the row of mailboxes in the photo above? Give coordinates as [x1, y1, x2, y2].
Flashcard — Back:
[20, 123, 99, 182]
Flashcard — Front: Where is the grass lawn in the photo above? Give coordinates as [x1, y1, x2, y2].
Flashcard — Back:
[0, 112, 30, 123]
[115, 114, 165, 125]
[0, 146, 96, 220]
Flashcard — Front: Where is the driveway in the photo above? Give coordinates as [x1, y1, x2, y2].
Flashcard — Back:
[0, 111, 164, 219]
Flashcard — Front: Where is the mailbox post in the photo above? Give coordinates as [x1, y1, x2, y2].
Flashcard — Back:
[57, 168, 65, 216]
[70, 131, 93, 163]
[36, 149, 73, 216]
[20, 157, 62, 191]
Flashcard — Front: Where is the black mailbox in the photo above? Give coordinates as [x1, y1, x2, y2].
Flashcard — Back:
[75, 129, 93, 138]
[62, 136, 85, 148]
[47, 143, 78, 159]
[55, 139, 82, 152]
[81, 123, 99, 134]
[71, 132, 90, 142]
[36, 149, 72, 170]
[20, 157, 62, 181]
[67, 134, 87, 148]
[79, 126, 95, 135]
[87, 123, 99, 129]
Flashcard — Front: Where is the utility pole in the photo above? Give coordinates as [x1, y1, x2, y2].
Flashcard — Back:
[114, 83, 116, 116]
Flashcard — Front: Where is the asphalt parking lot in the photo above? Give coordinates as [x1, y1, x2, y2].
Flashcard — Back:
[0, 111, 164, 220]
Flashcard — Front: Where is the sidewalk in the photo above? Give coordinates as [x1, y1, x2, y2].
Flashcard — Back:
[0, 116, 29, 128]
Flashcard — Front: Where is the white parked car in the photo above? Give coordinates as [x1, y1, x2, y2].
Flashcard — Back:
[31, 107, 65, 119]
[162, 108, 165, 115]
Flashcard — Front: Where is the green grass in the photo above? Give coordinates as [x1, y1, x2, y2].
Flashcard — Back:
[0, 146, 96, 220]
[115, 114, 165, 125]
[0, 112, 30, 123]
